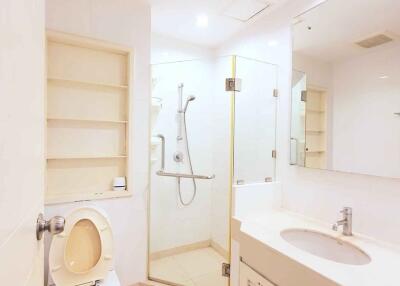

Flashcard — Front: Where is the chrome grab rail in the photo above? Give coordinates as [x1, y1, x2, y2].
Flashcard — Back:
[156, 170, 215, 179]
[153, 134, 215, 180]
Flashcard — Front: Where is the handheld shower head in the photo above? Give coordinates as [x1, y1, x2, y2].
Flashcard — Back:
[183, 95, 196, 113]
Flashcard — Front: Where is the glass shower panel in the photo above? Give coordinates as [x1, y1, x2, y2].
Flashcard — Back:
[150, 57, 230, 286]
[233, 57, 278, 184]
[290, 70, 307, 167]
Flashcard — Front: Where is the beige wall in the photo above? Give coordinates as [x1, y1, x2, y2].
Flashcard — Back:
[0, 0, 45, 285]
[44, 0, 151, 285]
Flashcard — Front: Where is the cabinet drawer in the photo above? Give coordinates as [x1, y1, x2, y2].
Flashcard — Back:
[240, 261, 275, 286]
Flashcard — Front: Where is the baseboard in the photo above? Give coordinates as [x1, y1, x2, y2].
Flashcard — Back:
[149, 240, 211, 260]
[149, 239, 229, 261]
[211, 239, 229, 260]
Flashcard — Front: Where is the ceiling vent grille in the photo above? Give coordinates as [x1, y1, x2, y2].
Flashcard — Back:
[355, 34, 393, 48]
[223, 0, 271, 22]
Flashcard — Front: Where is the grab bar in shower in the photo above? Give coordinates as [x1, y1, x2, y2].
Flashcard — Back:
[156, 170, 215, 180]
[153, 134, 215, 180]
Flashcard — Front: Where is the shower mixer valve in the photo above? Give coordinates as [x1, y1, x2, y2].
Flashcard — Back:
[173, 151, 184, 163]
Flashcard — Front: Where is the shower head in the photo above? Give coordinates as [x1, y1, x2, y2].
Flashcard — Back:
[183, 95, 196, 113]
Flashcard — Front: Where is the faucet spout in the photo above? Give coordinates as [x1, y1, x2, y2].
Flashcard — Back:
[332, 207, 352, 236]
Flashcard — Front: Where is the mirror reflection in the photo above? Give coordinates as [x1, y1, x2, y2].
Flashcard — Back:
[290, 0, 400, 178]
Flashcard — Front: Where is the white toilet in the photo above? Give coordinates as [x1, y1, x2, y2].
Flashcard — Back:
[48, 207, 121, 286]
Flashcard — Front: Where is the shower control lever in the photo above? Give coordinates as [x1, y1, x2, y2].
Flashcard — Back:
[173, 151, 184, 162]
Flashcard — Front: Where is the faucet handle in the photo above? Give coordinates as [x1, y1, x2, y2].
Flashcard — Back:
[340, 207, 352, 215]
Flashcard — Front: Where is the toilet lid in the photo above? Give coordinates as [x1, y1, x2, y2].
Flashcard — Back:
[49, 207, 113, 286]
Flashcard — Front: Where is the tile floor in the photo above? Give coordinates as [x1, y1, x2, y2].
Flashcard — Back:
[149, 247, 229, 286]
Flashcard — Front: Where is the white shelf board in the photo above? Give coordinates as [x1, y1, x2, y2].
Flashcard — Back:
[45, 189, 132, 205]
[48, 76, 128, 89]
[47, 117, 127, 124]
[306, 109, 325, 113]
[306, 130, 325, 134]
[47, 154, 127, 160]
[151, 138, 161, 149]
[306, 150, 325, 153]
[152, 103, 162, 113]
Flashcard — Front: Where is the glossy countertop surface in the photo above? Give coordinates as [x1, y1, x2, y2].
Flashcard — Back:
[234, 209, 400, 286]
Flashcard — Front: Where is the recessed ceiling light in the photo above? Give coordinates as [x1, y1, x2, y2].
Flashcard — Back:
[196, 14, 209, 28]
[379, 75, 389, 79]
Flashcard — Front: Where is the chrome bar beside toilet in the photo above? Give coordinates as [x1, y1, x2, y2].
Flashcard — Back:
[153, 134, 215, 180]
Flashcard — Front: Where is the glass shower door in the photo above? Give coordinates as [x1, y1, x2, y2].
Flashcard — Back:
[233, 56, 278, 184]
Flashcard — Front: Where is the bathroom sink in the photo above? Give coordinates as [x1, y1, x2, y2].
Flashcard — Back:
[281, 229, 371, 265]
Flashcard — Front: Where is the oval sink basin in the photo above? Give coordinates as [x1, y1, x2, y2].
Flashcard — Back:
[281, 229, 371, 265]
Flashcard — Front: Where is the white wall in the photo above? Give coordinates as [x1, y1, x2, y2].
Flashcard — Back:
[0, 0, 45, 285]
[44, 1, 151, 285]
[152, 33, 215, 64]
[217, 0, 400, 245]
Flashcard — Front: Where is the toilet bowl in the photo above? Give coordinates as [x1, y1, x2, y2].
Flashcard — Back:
[47, 206, 121, 286]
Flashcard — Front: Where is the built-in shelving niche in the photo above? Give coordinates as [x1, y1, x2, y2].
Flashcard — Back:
[45, 31, 132, 204]
[305, 86, 327, 169]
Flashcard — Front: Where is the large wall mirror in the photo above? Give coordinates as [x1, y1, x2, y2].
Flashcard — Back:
[290, 0, 400, 178]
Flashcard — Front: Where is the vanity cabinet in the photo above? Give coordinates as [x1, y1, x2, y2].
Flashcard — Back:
[240, 261, 275, 286]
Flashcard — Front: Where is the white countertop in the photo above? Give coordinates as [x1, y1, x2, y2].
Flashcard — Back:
[235, 209, 400, 286]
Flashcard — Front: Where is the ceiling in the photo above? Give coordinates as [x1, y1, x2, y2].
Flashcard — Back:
[293, 0, 400, 63]
[150, 0, 287, 48]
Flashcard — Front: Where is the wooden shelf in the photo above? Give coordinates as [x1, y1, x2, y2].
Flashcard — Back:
[152, 103, 162, 113]
[48, 77, 128, 89]
[45, 190, 132, 205]
[47, 155, 127, 160]
[306, 109, 325, 113]
[306, 150, 325, 153]
[306, 130, 325, 134]
[47, 117, 127, 124]
[151, 138, 161, 148]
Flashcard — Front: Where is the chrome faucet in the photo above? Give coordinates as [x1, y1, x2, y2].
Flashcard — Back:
[332, 207, 352, 236]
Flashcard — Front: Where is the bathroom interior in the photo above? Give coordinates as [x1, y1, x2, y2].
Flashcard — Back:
[1, 0, 399, 286]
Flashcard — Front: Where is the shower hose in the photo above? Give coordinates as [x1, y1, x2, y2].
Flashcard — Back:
[177, 111, 197, 206]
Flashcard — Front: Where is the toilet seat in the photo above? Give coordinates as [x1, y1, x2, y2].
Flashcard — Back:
[49, 207, 114, 286]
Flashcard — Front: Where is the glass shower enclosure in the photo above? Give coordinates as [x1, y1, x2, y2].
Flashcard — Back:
[149, 56, 277, 286]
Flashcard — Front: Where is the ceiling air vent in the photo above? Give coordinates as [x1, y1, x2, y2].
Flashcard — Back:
[355, 34, 393, 48]
[223, 0, 271, 22]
